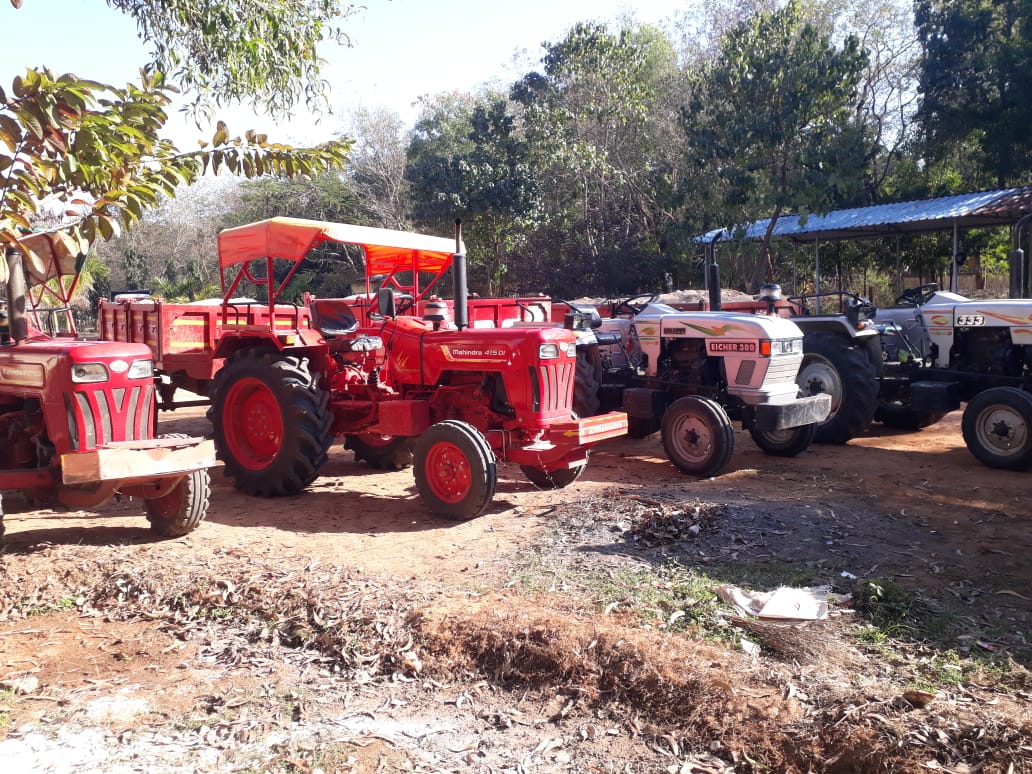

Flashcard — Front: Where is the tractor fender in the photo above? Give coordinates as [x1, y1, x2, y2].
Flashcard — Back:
[212, 330, 330, 379]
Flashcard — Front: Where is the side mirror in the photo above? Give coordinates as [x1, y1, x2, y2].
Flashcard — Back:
[376, 287, 396, 318]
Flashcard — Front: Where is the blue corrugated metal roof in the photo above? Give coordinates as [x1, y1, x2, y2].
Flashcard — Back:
[695, 186, 1032, 243]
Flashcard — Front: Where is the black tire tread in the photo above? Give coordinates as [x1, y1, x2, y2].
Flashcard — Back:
[210, 348, 334, 496]
[799, 331, 878, 445]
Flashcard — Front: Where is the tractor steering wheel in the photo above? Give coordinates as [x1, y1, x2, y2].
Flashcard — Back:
[612, 293, 658, 316]
[893, 283, 939, 307]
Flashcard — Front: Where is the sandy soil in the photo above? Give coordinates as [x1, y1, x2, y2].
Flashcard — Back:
[0, 409, 1029, 772]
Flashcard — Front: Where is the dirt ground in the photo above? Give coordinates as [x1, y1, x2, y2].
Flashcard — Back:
[1, 408, 1029, 772]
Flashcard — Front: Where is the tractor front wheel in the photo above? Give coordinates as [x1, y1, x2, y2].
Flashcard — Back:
[961, 387, 1032, 470]
[661, 396, 735, 477]
[345, 433, 414, 470]
[211, 349, 333, 496]
[414, 421, 497, 519]
[749, 422, 817, 457]
[145, 468, 212, 537]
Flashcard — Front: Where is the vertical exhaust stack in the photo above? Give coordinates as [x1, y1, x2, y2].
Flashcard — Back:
[453, 219, 468, 330]
[5, 246, 28, 343]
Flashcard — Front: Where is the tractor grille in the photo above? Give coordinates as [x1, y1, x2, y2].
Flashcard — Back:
[66, 383, 156, 450]
[530, 362, 573, 413]
[762, 354, 804, 388]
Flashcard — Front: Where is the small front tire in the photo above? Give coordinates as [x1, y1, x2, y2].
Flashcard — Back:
[520, 461, 587, 489]
[961, 388, 1032, 470]
[749, 422, 817, 457]
[145, 468, 212, 537]
[661, 396, 735, 477]
[413, 421, 497, 519]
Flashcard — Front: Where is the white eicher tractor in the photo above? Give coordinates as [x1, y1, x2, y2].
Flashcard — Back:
[576, 294, 831, 477]
[875, 283, 1032, 470]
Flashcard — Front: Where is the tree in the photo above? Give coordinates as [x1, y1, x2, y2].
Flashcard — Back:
[346, 107, 411, 230]
[1, 0, 354, 275]
[681, 0, 870, 288]
[0, 68, 350, 260]
[406, 92, 539, 295]
[511, 21, 683, 295]
[915, 0, 1032, 187]
[62, 0, 358, 120]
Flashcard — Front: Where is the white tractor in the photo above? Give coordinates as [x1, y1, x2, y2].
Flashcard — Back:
[875, 283, 1032, 470]
[575, 294, 831, 477]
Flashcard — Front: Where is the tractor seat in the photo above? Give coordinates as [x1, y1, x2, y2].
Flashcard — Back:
[310, 299, 359, 338]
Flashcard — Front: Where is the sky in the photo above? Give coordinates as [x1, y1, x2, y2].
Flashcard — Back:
[0, 0, 688, 147]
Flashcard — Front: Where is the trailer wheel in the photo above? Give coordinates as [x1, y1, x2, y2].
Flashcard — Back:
[345, 433, 414, 470]
[797, 332, 878, 444]
[212, 349, 333, 496]
[414, 421, 497, 519]
[520, 460, 587, 489]
[749, 422, 817, 457]
[661, 396, 735, 477]
[961, 387, 1032, 470]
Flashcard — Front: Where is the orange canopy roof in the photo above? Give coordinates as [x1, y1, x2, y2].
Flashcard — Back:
[217, 217, 461, 276]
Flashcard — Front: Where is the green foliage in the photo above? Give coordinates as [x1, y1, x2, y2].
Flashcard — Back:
[406, 93, 539, 295]
[915, 0, 1032, 186]
[0, 66, 351, 259]
[105, 0, 359, 119]
[682, 0, 871, 285]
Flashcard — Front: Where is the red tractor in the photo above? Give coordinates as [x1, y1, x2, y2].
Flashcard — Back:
[0, 236, 214, 546]
[97, 218, 627, 519]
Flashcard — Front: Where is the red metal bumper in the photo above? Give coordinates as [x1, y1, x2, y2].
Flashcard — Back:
[547, 411, 628, 445]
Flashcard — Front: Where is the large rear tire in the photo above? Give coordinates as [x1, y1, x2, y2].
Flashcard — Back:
[210, 349, 333, 496]
[961, 387, 1032, 470]
[574, 347, 602, 418]
[797, 332, 878, 444]
[661, 396, 735, 477]
[413, 421, 497, 519]
[345, 433, 414, 470]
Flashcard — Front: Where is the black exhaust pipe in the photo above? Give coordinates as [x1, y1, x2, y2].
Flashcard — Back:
[453, 219, 468, 330]
[5, 246, 28, 343]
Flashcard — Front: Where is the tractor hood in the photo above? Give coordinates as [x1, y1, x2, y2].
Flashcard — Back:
[631, 303, 806, 341]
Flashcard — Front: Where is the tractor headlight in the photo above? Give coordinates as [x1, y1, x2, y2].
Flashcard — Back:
[71, 362, 109, 383]
[128, 358, 154, 379]
[538, 343, 561, 359]
[766, 339, 802, 356]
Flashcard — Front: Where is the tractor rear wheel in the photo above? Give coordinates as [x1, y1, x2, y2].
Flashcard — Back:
[961, 387, 1032, 470]
[749, 422, 817, 457]
[797, 332, 878, 444]
[574, 347, 602, 418]
[520, 460, 587, 489]
[414, 421, 497, 519]
[146, 469, 212, 537]
[211, 349, 333, 496]
[345, 433, 414, 470]
[661, 396, 735, 477]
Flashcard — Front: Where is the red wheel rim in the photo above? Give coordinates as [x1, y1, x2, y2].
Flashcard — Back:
[148, 481, 184, 519]
[223, 376, 283, 469]
[424, 441, 472, 504]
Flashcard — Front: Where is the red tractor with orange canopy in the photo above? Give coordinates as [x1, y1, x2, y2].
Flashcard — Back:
[97, 217, 627, 519]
